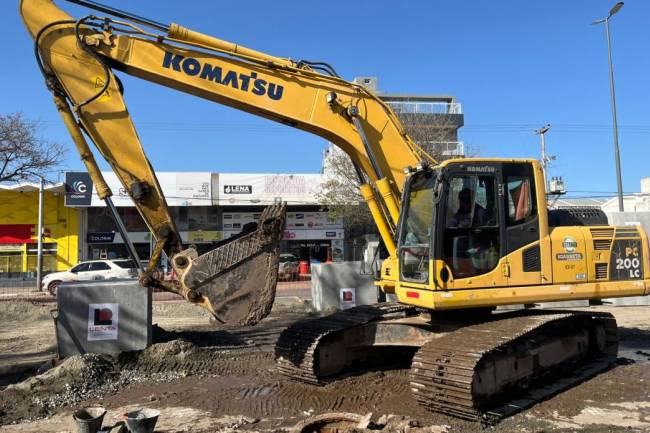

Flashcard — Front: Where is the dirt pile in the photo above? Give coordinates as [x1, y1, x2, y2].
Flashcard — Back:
[0, 353, 115, 423]
[0, 337, 216, 425]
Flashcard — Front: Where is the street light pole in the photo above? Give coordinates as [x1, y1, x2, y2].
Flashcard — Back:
[593, 2, 625, 212]
[36, 176, 44, 291]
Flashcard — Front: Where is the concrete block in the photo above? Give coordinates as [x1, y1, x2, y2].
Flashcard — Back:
[311, 262, 378, 311]
[606, 211, 650, 236]
[496, 304, 528, 311]
[602, 295, 650, 306]
[56, 280, 152, 358]
[538, 300, 590, 309]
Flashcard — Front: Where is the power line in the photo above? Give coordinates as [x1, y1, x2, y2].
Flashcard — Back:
[37, 120, 650, 134]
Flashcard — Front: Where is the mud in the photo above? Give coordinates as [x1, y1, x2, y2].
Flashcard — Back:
[186, 203, 286, 326]
[0, 304, 649, 432]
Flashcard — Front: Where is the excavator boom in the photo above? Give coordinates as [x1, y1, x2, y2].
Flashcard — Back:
[20, 0, 428, 322]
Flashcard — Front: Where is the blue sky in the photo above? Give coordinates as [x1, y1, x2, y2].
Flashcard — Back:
[2, 1, 649, 198]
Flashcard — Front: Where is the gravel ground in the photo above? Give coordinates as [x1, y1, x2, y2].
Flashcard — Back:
[0, 301, 649, 432]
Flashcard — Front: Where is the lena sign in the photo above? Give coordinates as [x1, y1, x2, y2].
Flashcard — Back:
[223, 185, 252, 194]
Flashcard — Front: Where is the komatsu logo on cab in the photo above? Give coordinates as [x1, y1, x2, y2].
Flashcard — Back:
[162, 52, 284, 101]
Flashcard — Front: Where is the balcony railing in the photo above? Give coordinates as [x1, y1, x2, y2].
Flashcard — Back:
[385, 101, 462, 115]
[422, 141, 465, 156]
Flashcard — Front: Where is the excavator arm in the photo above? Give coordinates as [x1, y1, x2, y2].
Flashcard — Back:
[20, 0, 431, 322]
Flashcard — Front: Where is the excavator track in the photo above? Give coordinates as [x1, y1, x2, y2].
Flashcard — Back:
[409, 311, 618, 423]
[277, 305, 618, 423]
[275, 302, 419, 384]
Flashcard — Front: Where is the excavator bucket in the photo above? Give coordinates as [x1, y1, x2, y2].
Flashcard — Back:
[173, 204, 287, 326]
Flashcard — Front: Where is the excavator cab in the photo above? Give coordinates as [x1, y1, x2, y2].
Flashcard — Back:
[397, 160, 541, 294]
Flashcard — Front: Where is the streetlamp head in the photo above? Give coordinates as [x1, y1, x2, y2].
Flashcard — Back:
[609, 2, 624, 17]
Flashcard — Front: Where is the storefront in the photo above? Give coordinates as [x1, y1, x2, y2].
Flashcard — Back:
[84, 206, 222, 261]
[67, 171, 220, 263]
[222, 209, 344, 262]
[64, 170, 346, 266]
[218, 173, 344, 261]
[0, 183, 79, 277]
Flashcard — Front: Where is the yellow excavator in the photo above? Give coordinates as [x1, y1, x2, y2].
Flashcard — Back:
[21, 0, 650, 422]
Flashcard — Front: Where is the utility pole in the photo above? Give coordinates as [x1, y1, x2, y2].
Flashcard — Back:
[36, 176, 44, 292]
[534, 124, 554, 191]
[593, 2, 625, 211]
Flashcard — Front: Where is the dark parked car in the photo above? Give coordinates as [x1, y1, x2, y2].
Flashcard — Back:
[278, 253, 299, 280]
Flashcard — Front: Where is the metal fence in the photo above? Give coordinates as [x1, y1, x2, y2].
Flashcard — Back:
[385, 101, 462, 115]
[0, 273, 312, 303]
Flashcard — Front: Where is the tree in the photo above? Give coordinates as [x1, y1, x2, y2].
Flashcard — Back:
[318, 111, 465, 240]
[318, 146, 374, 231]
[0, 112, 66, 183]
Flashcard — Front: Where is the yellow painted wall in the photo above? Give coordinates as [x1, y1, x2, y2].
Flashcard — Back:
[0, 189, 78, 272]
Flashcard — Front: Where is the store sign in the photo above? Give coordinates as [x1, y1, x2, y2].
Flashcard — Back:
[223, 185, 252, 194]
[223, 212, 341, 230]
[187, 230, 222, 243]
[89, 172, 213, 207]
[87, 303, 118, 341]
[218, 173, 323, 205]
[0, 243, 23, 251]
[87, 232, 116, 243]
[282, 229, 344, 240]
[65, 172, 93, 207]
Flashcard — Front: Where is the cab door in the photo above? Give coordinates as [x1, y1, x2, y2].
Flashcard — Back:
[501, 162, 542, 285]
[433, 163, 509, 289]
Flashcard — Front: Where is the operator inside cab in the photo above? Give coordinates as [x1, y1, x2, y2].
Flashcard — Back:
[447, 188, 488, 228]
[444, 177, 499, 278]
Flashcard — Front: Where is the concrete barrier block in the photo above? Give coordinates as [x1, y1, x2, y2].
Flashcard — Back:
[311, 262, 378, 311]
[538, 300, 590, 309]
[496, 304, 528, 311]
[56, 280, 151, 358]
[602, 295, 650, 306]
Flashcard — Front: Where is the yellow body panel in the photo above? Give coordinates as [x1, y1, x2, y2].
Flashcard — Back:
[396, 279, 648, 310]
[391, 222, 650, 309]
[388, 158, 650, 309]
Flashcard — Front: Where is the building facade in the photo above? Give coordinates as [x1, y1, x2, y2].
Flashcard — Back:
[0, 183, 79, 277]
[354, 76, 465, 158]
[72, 171, 343, 268]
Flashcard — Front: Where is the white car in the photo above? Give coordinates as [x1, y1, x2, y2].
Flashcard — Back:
[42, 259, 139, 296]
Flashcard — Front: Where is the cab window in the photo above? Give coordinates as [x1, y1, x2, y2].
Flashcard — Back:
[442, 175, 499, 278]
[399, 171, 436, 282]
[506, 177, 533, 224]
